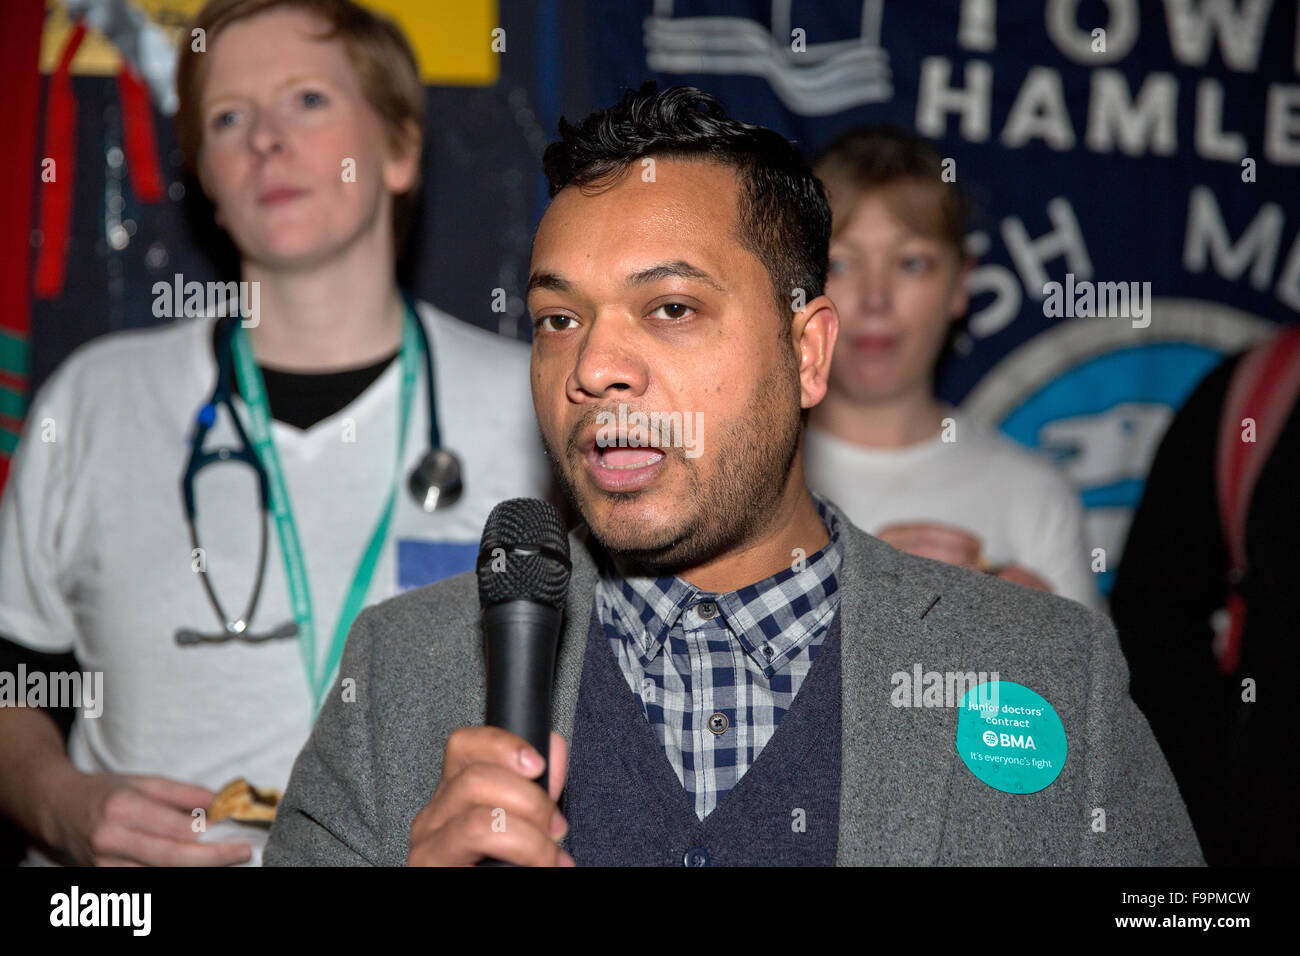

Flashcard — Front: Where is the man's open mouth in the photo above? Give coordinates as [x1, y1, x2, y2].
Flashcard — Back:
[596, 446, 666, 469]
[581, 437, 669, 492]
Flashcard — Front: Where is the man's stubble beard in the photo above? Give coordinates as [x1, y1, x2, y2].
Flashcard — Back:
[539, 356, 803, 577]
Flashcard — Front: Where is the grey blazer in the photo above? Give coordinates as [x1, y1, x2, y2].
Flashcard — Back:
[264, 517, 1204, 866]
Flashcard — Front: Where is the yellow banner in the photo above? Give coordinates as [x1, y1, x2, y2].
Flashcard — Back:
[40, 0, 498, 86]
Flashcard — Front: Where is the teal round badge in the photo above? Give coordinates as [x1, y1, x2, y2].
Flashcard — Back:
[955, 681, 1067, 794]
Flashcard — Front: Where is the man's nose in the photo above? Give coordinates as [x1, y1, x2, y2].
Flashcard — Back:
[566, 312, 649, 402]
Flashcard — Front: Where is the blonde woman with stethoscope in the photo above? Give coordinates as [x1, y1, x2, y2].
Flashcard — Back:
[0, 0, 549, 866]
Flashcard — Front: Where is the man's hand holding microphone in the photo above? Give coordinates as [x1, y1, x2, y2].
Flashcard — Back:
[406, 727, 573, 866]
[407, 498, 575, 867]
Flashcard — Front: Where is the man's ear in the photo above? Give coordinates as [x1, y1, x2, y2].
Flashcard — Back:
[383, 118, 422, 195]
[791, 294, 839, 410]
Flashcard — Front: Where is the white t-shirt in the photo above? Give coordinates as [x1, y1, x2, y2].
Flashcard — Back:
[0, 302, 551, 844]
[803, 415, 1099, 609]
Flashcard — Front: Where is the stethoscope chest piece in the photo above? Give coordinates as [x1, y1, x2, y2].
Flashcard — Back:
[408, 447, 464, 512]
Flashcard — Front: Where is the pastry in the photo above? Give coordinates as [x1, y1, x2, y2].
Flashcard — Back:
[209, 777, 282, 824]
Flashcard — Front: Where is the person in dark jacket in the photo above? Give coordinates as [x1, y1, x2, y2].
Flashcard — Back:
[1112, 332, 1300, 866]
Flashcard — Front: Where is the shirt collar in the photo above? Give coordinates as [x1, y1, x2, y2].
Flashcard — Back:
[594, 493, 844, 677]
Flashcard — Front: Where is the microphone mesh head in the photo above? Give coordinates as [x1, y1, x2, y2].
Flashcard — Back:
[477, 498, 571, 609]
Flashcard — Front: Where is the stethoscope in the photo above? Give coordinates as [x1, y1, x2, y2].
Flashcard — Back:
[175, 293, 463, 646]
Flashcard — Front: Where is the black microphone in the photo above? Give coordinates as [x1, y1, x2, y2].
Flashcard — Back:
[477, 498, 572, 795]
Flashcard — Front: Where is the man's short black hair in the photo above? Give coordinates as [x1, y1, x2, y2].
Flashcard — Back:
[542, 82, 831, 322]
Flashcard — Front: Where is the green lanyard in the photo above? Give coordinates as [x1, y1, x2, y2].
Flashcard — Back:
[229, 308, 420, 716]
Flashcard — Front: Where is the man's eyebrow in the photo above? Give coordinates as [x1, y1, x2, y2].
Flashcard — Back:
[626, 260, 723, 291]
[526, 261, 723, 297]
[526, 272, 571, 295]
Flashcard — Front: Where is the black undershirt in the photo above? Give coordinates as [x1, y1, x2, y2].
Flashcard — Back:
[211, 321, 401, 429]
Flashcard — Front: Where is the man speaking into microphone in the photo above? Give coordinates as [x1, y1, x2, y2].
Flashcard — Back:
[264, 84, 1202, 867]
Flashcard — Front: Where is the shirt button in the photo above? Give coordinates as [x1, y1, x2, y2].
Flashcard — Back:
[762, 644, 774, 659]
[708, 712, 728, 735]
[683, 846, 710, 867]
[697, 601, 717, 620]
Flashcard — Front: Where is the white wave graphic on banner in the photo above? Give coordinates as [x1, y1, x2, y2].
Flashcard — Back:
[644, 0, 892, 116]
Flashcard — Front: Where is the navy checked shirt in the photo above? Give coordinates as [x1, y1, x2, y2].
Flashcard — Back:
[593, 494, 843, 819]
